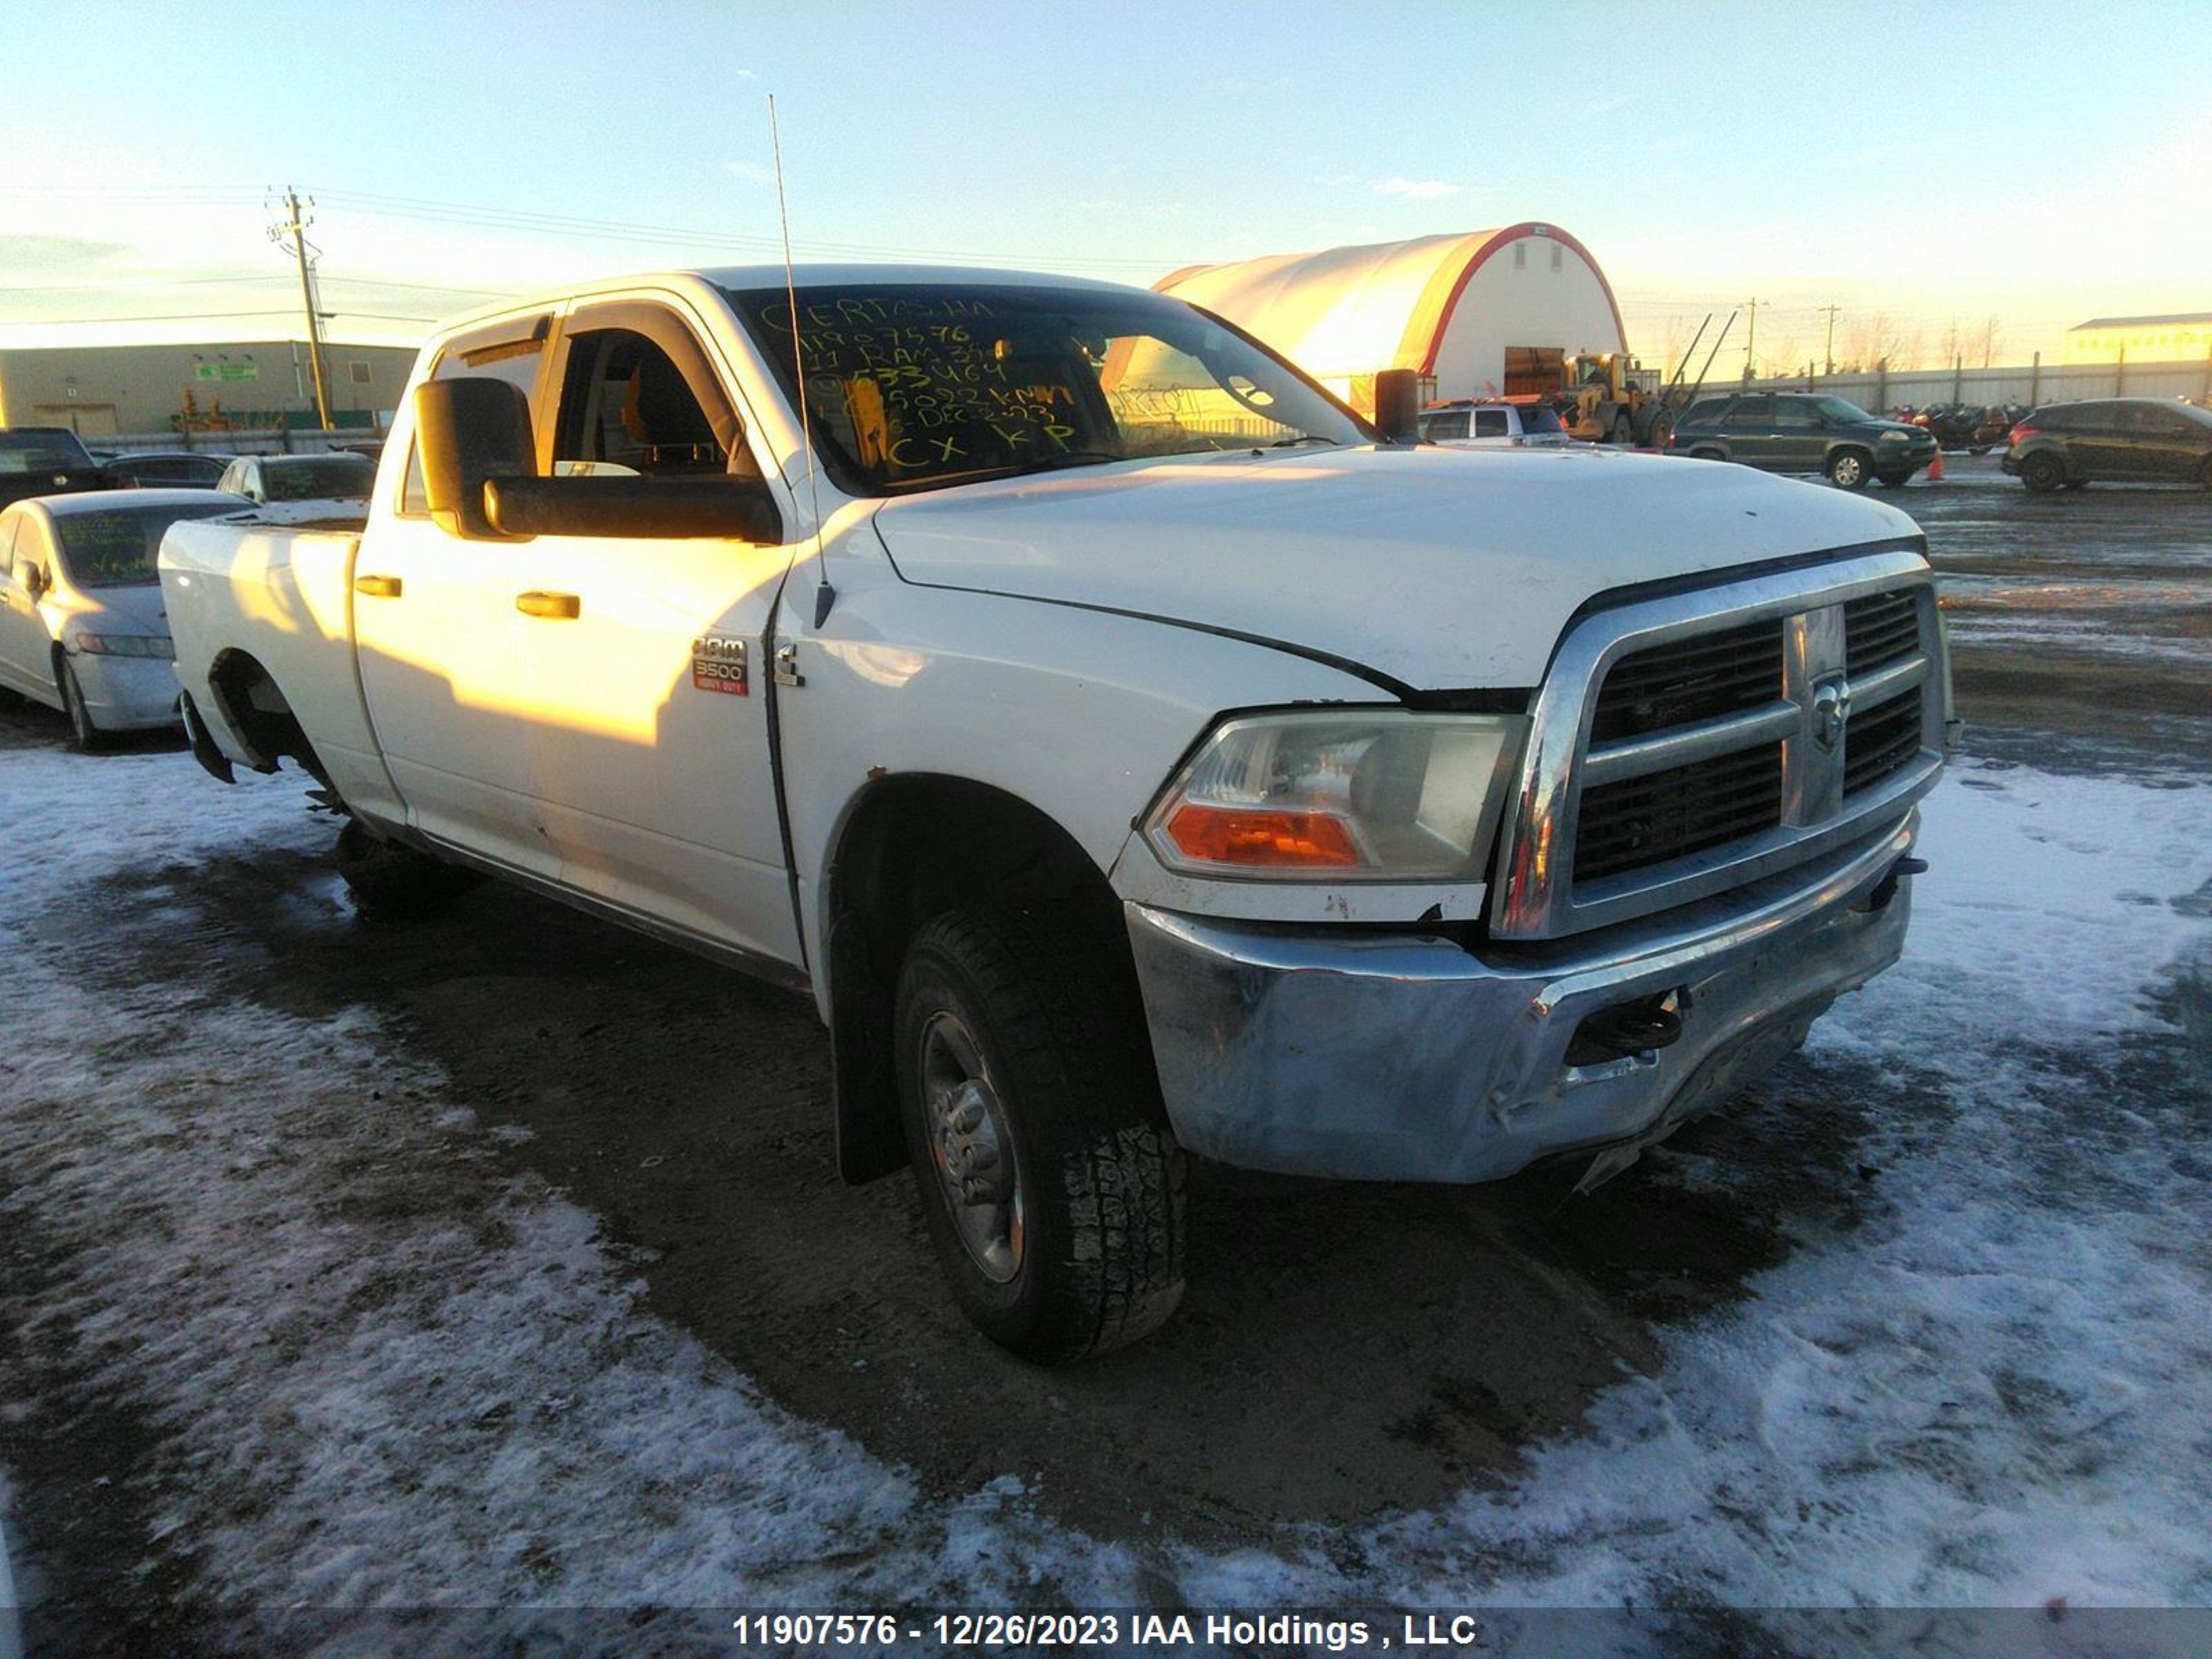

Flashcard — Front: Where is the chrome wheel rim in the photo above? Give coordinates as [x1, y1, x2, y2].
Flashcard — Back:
[1835, 455, 1863, 487]
[918, 1012, 1024, 1283]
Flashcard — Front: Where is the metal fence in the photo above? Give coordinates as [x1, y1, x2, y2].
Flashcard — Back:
[1710, 353, 2212, 413]
[93, 429, 379, 459]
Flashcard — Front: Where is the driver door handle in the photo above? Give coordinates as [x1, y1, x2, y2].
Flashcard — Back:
[353, 574, 404, 599]
[515, 590, 581, 620]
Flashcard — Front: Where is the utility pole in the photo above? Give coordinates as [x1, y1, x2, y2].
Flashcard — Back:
[1820, 304, 1841, 375]
[1743, 297, 1759, 383]
[271, 187, 333, 429]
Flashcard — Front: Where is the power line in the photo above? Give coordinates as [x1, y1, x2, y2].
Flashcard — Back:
[0, 308, 440, 326]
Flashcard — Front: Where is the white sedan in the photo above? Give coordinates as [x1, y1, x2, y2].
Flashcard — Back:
[0, 489, 247, 748]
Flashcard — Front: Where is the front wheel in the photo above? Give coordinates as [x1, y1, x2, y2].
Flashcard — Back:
[1608, 412, 1633, 447]
[2021, 451, 2066, 493]
[894, 903, 1186, 1362]
[57, 658, 106, 752]
[1875, 469, 1913, 488]
[1826, 448, 1871, 490]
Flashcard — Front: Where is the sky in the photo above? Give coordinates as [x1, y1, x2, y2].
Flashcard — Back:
[1, 0, 2207, 377]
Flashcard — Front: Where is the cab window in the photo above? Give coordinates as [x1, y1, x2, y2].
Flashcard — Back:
[398, 327, 550, 516]
[550, 324, 760, 483]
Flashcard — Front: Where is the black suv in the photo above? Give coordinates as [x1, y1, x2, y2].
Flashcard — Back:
[0, 426, 114, 509]
[2001, 398, 2212, 492]
[1669, 393, 1937, 489]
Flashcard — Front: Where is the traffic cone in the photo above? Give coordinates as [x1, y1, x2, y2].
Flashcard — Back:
[1926, 449, 1944, 482]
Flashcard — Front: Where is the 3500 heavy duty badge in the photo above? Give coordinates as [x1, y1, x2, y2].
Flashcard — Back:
[691, 635, 749, 696]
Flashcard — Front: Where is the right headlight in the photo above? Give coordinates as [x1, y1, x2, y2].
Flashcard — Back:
[1143, 709, 1526, 883]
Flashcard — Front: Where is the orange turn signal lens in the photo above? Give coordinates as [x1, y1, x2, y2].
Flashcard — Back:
[1164, 804, 1361, 869]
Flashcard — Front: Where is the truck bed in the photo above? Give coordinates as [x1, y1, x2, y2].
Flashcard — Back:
[159, 510, 387, 803]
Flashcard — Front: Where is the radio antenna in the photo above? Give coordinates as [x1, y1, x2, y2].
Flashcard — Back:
[769, 93, 834, 627]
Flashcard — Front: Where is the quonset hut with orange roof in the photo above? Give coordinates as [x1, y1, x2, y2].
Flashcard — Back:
[1155, 224, 1627, 418]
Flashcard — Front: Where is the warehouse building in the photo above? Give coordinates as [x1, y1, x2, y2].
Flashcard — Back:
[1156, 224, 1627, 415]
[0, 339, 418, 438]
[2063, 312, 2212, 366]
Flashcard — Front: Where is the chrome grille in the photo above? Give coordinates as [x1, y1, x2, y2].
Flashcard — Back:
[1843, 693, 1924, 796]
[1494, 549, 1947, 940]
[1844, 590, 1920, 676]
[1576, 743, 1783, 881]
[1590, 618, 1785, 742]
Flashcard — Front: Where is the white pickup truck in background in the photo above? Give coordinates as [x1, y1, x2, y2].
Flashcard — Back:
[159, 265, 1950, 1360]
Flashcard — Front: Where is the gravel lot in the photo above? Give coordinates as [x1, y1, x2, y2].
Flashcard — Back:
[1, 457, 2207, 1655]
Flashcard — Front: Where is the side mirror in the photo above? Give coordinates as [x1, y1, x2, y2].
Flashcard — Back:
[1373, 369, 1422, 443]
[485, 475, 783, 543]
[19, 563, 47, 599]
[416, 377, 536, 539]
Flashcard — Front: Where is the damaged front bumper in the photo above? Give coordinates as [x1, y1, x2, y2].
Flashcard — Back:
[1125, 812, 1920, 1183]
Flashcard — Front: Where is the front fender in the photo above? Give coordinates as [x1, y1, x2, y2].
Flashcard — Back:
[774, 566, 1378, 1018]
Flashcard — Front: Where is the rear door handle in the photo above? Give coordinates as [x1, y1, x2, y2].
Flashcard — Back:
[515, 590, 581, 620]
[354, 574, 404, 599]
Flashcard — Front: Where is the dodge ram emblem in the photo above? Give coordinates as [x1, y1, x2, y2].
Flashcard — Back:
[1812, 673, 1852, 753]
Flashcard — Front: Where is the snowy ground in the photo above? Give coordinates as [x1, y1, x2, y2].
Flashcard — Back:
[1, 479, 2209, 1656]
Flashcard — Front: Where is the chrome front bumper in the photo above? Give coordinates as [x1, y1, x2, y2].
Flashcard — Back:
[1125, 812, 1919, 1183]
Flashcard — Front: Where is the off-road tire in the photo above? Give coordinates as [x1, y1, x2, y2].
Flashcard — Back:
[56, 657, 106, 752]
[1608, 412, 1633, 447]
[334, 818, 486, 917]
[2020, 451, 2066, 493]
[1826, 448, 1871, 490]
[894, 902, 1186, 1362]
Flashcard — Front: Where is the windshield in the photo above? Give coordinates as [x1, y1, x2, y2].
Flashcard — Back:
[1517, 404, 1565, 433]
[0, 429, 97, 474]
[1813, 396, 1877, 424]
[263, 454, 373, 501]
[53, 503, 240, 588]
[724, 281, 1367, 496]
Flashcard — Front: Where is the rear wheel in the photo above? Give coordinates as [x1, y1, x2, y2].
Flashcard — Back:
[1608, 412, 1633, 447]
[2199, 456, 2212, 491]
[2021, 451, 2066, 493]
[894, 903, 1185, 1362]
[56, 659, 105, 752]
[334, 818, 487, 917]
[1826, 448, 1871, 490]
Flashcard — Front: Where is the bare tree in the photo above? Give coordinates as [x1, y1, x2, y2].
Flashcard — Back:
[1840, 310, 1913, 372]
[1978, 315, 2003, 368]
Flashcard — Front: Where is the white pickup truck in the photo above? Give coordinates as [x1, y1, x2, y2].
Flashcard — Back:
[160, 265, 1950, 1360]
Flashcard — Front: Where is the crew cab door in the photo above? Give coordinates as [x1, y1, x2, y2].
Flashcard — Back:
[509, 300, 802, 966]
[353, 316, 564, 876]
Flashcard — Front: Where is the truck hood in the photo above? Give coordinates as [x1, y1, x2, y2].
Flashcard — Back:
[870, 444, 1920, 690]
